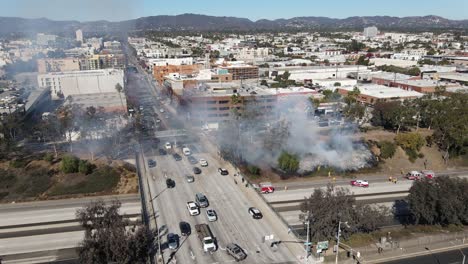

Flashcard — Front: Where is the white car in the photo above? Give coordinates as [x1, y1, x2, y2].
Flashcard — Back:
[159, 108, 165, 113]
[199, 159, 208, 167]
[206, 209, 218, 222]
[186, 201, 200, 216]
[165, 142, 172, 150]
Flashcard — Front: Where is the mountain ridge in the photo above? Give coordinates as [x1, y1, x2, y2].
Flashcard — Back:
[0, 13, 467, 35]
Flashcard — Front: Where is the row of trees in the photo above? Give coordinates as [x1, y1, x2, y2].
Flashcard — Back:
[372, 93, 468, 161]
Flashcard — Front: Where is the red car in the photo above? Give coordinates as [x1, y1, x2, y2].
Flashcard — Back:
[350, 180, 369, 187]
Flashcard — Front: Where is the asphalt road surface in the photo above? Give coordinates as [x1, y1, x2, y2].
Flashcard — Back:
[140, 142, 298, 264]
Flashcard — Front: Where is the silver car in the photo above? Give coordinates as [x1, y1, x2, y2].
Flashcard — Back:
[206, 209, 218, 222]
[186, 175, 195, 183]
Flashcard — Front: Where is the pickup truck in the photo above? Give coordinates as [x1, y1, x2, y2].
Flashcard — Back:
[195, 224, 217, 252]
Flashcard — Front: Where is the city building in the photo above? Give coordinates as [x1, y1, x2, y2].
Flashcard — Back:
[218, 64, 259, 80]
[337, 85, 424, 105]
[79, 54, 126, 71]
[363, 26, 379, 38]
[75, 29, 83, 43]
[271, 65, 371, 83]
[36, 33, 57, 46]
[37, 69, 125, 113]
[153, 64, 201, 84]
[37, 58, 80, 73]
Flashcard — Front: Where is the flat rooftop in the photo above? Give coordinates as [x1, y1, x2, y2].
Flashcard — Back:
[341, 84, 424, 99]
[438, 73, 468, 82]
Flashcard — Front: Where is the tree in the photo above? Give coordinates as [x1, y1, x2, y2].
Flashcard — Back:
[76, 200, 154, 264]
[407, 67, 421, 76]
[407, 177, 468, 226]
[356, 55, 369, 66]
[260, 80, 268, 86]
[333, 82, 341, 87]
[371, 101, 416, 134]
[300, 185, 389, 241]
[115, 83, 125, 112]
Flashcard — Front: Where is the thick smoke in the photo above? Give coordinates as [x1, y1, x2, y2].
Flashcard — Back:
[215, 94, 374, 173]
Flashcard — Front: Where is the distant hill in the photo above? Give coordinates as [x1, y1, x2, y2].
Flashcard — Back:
[1, 14, 467, 36]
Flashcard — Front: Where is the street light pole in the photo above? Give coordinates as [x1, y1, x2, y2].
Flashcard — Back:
[335, 221, 342, 264]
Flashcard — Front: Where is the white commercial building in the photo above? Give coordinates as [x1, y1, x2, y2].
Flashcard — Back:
[363, 26, 379, 38]
[75, 29, 83, 43]
[37, 69, 126, 112]
[272, 66, 372, 83]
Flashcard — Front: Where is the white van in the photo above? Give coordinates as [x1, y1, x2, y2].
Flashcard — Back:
[183, 147, 191, 156]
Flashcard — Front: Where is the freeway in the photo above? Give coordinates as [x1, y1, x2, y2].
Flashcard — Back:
[381, 247, 468, 264]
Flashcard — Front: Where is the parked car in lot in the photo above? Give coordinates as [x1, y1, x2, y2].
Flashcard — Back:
[173, 153, 182, 161]
[199, 159, 208, 167]
[158, 148, 167, 155]
[188, 156, 198, 164]
[179, 221, 191, 236]
[164, 142, 172, 150]
[167, 233, 179, 250]
[166, 178, 175, 188]
[193, 167, 202, 174]
[148, 159, 156, 168]
[350, 179, 369, 187]
[183, 147, 191, 156]
[206, 209, 218, 222]
[248, 207, 263, 219]
[226, 243, 247, 261]
[187, 201, 200, 216]
[218, 168, 229, 175]
[186, 175, 195, 183]
[195, 193, 209, 208]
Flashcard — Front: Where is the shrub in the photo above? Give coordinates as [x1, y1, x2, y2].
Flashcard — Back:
[395, 133, 425, 162]
[43, 153, 54, 163]
[247, 165, 261, 175]
[378, 141, 396, 159]
[78, 160, 94, 175]
[61, 155, 79, 173]
[10, 159, 28, 168]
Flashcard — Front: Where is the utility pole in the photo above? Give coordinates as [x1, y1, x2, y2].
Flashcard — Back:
[305, 213, 311, 263]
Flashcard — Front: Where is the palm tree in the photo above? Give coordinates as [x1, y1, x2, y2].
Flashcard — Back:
[115, 83, 125, 113]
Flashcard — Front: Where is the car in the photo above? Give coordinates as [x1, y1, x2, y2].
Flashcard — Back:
[186, 175, 195, 183]
[148, 159, 156, 168]
[226, 243, 247, 261]
[156, 118, 161, 123]
[183, 147, 191, 156]
[167, 233, 179, 250]
[218, 168, 229, 175]
[179, 221, 191, 236]
[187, 156, 198, 164]
[173, 153, 182, 161]
[350, 179, 369, 187]
[164, 142, 172, 150]
[195, 193, 209, 208]
[158, 148, 167, 155]
[206, 209, 218, 222]
[186, 201, 200, 216]
[166, 178, 175, 188]
[159, 108, 165, 113]
[421, 170, 435, 179]
[199, 159, 208, 167]
[193, 167, 202, 174]
[248, 207, 263, 219]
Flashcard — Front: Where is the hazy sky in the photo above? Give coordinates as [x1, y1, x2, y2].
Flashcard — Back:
[0, 0, 467, 21]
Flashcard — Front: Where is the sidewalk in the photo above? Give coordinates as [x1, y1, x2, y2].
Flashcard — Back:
[332, 231, 468, 264]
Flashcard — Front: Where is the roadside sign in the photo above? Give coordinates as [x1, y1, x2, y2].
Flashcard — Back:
[316, 241, 329, 253]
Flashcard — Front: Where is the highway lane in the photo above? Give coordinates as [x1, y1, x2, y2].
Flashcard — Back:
[0, 231, 83, 256]
[264, 180, 414, 203]
[142, 142, 298, 263]
[0, 200, 141, 227]
[380, 247, 468, 264]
